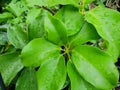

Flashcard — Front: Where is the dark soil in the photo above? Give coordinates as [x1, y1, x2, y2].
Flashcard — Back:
[115, 58, 120, 90]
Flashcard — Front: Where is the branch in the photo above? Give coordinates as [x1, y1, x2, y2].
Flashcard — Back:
[34, 5, 55, 15]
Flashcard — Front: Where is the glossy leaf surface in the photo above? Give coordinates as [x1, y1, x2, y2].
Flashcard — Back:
[0, 52, 23, 86]
[80, 0, 95, 5]
[26, 8, 45, 40]
[25, 0, 78, 7]
[7, 24, 28, 49]
[45, 14, 67, 45]
[5, 1, 28, 17]
[72, 45, 119, 89]
[0, 12, 13, 23]
[85, 6, 120, 60]
[37, 55, 66, 90]
[67, 61, 99, 90]
[70, 22, 100, 47]
[55, 5, 84, 36]
[0, 32, 8, 45]
[21, 38, 60, 67]
[16, 67, 38, 90]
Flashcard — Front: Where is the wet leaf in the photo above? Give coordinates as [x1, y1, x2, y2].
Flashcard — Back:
[25, 0, 78, 7]
[67, 61, 100, 90]
[7, 24, 28, 49]
[45, 14, 67, 45]
[0, 51, 23, 86]
[16, 67, 37, 90]
[26, 8, 45, 40]
[72, 45, 119, 89]
[70, 22, 100, 47]
[0, 12, 13, 23]
[0, 32, 8, 45]
[55, 5, 84, 36]
[5, 1, 28, 17]
[21, 38, 60, 67]
[85, 6, 120, 61]
[37, 55, 66, 90]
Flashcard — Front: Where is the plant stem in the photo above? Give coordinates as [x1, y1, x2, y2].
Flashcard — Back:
[34, 5, 55, 15]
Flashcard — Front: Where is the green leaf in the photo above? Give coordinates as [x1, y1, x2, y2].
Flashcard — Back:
[26, 8, 45, 40]
[45, 14, 67, 45]
[70, 22, 100, 47]
[72, 45, 119, 89]
[7, 23, 28, 49]
[0, 0, 11, 7]
[67, 61, 100, 90]
[21, 38, 60, 67]
[25, 0, 78, 7]
[36, 55, 66, 90]
[16, 67, 38, 90]
[7, 17, 20, 25]
[85, 6, 120, 61]
[0, 12, 13, 23]
[0, 24, 8, 31]
[80, 0, 95, 5]
[5, 1, 28, 17]
[0, 51, 23, 86]
[0, 32, 8, 45]
[55, 5, 84, 36]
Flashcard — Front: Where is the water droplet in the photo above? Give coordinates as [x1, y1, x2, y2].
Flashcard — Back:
[104, 13, 109, 17]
